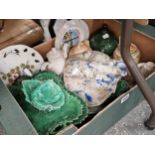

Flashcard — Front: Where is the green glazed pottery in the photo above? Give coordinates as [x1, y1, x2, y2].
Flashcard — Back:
[90, 25, 118, 56]
[9, 71, 88, 134]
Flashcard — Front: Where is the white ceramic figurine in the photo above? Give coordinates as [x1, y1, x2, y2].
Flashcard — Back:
[41, 48, 65, 75]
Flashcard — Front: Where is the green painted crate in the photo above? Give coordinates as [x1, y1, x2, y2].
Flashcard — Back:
[0, 73, 155, 135]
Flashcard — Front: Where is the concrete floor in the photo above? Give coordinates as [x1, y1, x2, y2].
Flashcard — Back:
[104, 100, 155, 135]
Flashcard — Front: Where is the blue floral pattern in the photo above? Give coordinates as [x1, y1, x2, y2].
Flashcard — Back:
[64, 51, 127, 107]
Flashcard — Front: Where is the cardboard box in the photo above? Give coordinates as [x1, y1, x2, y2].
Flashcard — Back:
[1, 19, 155, 135]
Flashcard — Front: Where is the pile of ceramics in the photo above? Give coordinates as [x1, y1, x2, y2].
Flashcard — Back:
[0, 19, 155, 134]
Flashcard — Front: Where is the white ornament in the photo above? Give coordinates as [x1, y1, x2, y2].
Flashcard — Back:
[41, 48, 65, 75]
